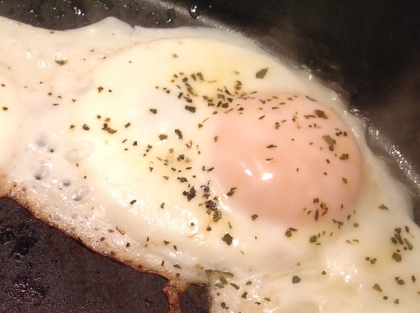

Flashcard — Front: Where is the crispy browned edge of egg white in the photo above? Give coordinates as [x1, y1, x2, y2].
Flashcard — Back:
[0, 175, 210, 313]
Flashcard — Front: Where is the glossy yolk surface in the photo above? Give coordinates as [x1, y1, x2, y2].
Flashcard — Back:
[204, 93, 363, 227]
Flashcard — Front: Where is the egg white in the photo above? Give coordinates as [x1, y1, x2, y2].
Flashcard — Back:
[0, 16, 418, 313]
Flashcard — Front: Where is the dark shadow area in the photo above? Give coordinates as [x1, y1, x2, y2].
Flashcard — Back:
[0, 198, 169, 313]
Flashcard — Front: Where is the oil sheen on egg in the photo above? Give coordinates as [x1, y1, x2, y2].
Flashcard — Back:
[0, 16, 419, 313]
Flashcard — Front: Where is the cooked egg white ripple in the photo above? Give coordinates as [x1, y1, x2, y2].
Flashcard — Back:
[0, 16, 419, 313]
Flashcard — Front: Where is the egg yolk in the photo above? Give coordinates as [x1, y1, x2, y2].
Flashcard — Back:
[205, 93, 363, 227]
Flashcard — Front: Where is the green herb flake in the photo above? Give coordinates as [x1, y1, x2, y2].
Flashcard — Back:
[219, 276, 228, 285]
[404, 238, 413, 250]
[251, 214, 258, 220]
[150, 108, 157, 114]
[292, 276, 301, 284]
[2, 107, 8, 111]
[339, 154, 349, 160]
[213, 210, 222, 223]
[256, 68, 268, 79]
[197, 72, 204, 81]
[379, 204, 389, 210]
[226, 187, 237, 197]
[372, 283, 383, 292]
[322, 135, 336, 151]
[185, 105, 196, 113]
[173, 129, 183, 140]
[342, 177, 348, 184]
[159, 134, 168, 140]
[104, 127, 117, 134]
[222, 233, 233, 245]
[392, 252, 402, 262]
[182, 186, 196, 201]
[314, 109, 328, 119]
[55, 59, 68, 66]
[396, 278, 405, 285]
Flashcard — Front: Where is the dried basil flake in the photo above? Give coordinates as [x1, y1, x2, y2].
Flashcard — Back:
[55, 59, 68, 66]
[104, 127, 117, 134]
[222, 233, 233, 245]
[392, 252, 402, 262]
[226, 187, 237, 197]
[379, 204, 389, 210]
[256, 68, 268, 79]
[372, 283, 382, 292]
[322, 135, 336, 151]
[185, 105, 196, 113]
[314, 109, 328, 119]
[339, 154, 349, 160]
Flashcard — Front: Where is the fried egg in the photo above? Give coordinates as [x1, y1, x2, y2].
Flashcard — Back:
[0, 16, 419, 313]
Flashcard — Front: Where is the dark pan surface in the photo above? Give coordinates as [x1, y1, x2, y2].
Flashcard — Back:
[1, 1, 420, 312]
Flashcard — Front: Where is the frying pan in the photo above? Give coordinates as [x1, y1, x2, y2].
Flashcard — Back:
[1, 1, 420, 312]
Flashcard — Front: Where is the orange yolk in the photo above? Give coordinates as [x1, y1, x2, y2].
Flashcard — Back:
[205, 92, 363, 227]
